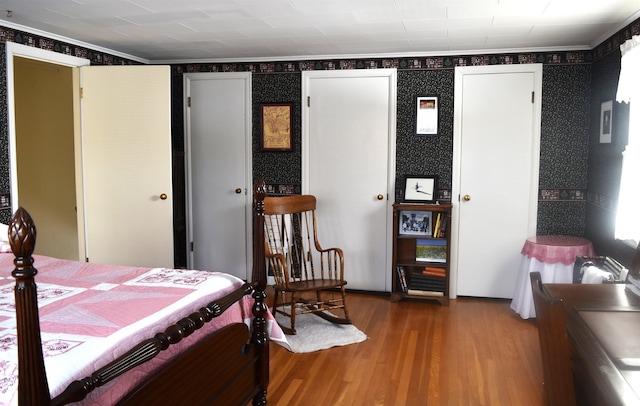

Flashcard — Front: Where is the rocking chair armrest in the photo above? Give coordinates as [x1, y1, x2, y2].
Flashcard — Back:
[318, 247, 345, 280]
[317, 246, 344, 257]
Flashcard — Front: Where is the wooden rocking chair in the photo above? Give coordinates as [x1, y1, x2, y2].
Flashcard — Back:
[263, 194, 351, 335]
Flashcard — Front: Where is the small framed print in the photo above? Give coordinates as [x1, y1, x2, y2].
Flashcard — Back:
[416, 239, 447, 262]
[600, 100, 613, 144]
[399, 210, 432, 236]
[403, 175, 437, 203]
[261, 103, 293, 151]
[415, 95, 439, 135]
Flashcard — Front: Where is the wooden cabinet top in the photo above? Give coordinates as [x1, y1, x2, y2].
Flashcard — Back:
[545, 283, 640, 405]
[393, 202, 452, 211]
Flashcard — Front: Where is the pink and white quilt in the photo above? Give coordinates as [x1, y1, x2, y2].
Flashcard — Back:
[0, 253, 286, 405]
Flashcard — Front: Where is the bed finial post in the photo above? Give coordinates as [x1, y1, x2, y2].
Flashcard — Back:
[252, 179, 266, 290]
[251, 179, 269, 405]
[10, 207, 51, 405]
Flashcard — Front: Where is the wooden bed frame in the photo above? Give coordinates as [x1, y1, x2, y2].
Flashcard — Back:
[8, 180, 269, 406]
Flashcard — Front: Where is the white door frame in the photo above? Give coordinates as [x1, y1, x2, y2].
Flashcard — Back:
[301, 69, 397, 291]
[183, 72, 253, 277]
[450, 63, 542, 299]
[6, 42, 89, 259]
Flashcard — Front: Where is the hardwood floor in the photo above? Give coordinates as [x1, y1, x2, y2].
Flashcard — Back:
[268, 292, 544, 405]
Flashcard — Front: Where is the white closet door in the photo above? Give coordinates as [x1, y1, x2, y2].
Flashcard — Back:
[184, 72, 251, 279]
[80, 65, 174, 267]
[303, 69, 397, 291]
[452, 64, 542, 299]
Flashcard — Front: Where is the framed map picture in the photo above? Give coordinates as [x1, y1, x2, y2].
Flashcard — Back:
[261, 103, 293, 151]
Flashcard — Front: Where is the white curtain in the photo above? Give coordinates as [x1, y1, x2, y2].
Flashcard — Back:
[615, 35, 640, 243]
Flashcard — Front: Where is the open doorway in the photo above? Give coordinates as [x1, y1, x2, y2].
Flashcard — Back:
[7, 43, 88, 260]
[14, 56, 77, 259]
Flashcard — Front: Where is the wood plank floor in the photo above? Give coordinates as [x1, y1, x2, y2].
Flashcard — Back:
[268, 292, 544, 405]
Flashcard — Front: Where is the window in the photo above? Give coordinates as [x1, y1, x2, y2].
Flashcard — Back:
[615, 35, 640, 245]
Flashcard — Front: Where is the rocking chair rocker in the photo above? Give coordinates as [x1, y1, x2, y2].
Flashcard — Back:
[263, 194, 351, 335]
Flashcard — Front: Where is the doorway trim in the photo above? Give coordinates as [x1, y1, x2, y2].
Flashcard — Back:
[450, 63, 542, 299]
[6, 42, 89, 211]
[6, 42, 89, 258]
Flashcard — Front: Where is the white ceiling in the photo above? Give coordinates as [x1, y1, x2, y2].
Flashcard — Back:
[1, 0, 639, 63]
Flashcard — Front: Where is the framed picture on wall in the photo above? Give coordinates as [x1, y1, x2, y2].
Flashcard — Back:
[261, 103, 293, 151]
[415, 95, 439, 135]
[600, 100, 613, 143]
[403, 175, 437, 203]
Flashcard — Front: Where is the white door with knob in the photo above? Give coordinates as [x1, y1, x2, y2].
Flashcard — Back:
[184, 73, 252, 280]
[451, 64, 542, 299]
[302, 69, 396, 291]
[80, 65, 174, 267]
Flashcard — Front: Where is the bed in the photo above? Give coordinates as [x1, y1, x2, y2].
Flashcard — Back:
[0, 180, 284, 405]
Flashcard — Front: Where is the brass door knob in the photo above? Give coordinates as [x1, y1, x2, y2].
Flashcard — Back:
[235, 188, 242, 194]
[160, 193, 168, 200]
[463, 195, 471, 201]
[377, 194, 384, 200]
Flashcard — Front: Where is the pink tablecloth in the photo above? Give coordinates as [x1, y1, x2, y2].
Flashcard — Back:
[521, 235, 594, 265]
[511, 235, 595, 319]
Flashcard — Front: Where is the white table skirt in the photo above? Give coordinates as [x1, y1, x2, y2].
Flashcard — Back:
[510, 255, 574, 319]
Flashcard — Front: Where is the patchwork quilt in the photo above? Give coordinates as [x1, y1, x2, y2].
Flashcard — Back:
[0, 253, 285, 405]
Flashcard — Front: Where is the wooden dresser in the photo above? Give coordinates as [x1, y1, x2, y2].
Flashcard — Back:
[545, 283, 640, 405]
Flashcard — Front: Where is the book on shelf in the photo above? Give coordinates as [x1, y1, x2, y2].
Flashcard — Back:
[411, 273, 446, 283]
[410, 285, 445, 293]
[396, 266, 408, 293]
[421, 270, 446, 278]
[436, 212, 448, 238]
[411, 277, 446, 286]
[432, 212, 448, 238]
[422, 266, 446, 277]
[416, 239, 447, 263]
[406, 289, 444, 297]
[410, 273, 446, 291]
[410, 282, 445, 291]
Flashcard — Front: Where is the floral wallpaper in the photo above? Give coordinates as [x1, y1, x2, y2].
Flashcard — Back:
[0, 43, 7, 224]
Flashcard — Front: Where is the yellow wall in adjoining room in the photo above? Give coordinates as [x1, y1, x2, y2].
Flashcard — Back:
[14, 56, 79, 260]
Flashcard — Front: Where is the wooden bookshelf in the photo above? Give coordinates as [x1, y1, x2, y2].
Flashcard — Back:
[391, 202, 452, 305]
